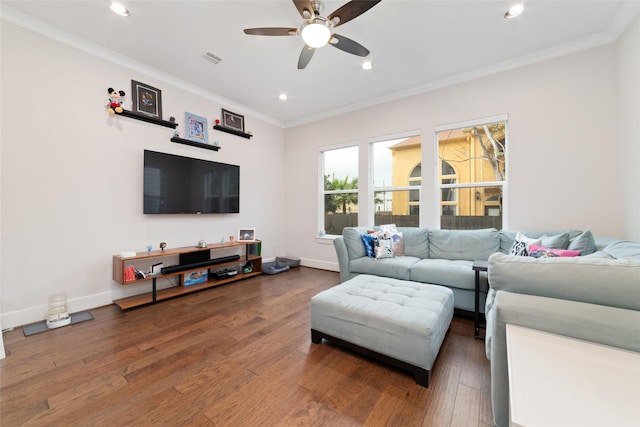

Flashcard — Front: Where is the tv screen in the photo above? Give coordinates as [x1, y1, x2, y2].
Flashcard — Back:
[143, 150, 239, 214]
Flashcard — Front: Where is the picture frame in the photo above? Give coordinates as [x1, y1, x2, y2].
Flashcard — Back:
[222, 108, 245, 132]
[238, 228, 256, 242]
[131, 80, 162, 118]
[185, 112, 209, 144]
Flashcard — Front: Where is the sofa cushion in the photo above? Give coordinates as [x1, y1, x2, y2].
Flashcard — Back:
[343, 226, 376, 259]
[397, 227, 429, 258]
[540, 232, 570, 249]
[583, 251, 616, 259]
[410, 259, 482, 291]
[349, 256, 420, 280]
[568, 229, 596, 255]
[429, 228, 499, 261]
[603, 241, 640, 260]
[488, 252, 640, 311]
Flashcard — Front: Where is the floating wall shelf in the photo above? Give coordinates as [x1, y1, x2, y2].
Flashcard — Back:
[213, 124, 252, 139]
[171, 136, 221, 151]
[117, 109, 178, 129]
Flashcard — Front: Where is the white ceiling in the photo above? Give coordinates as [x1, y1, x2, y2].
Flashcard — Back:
[3, 1, 639, 127]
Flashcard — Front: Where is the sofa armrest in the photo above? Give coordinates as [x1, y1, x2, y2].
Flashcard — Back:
[488, 252, 640, 311]
[488, 291, 640, 427]
[333, 236, 351, 283]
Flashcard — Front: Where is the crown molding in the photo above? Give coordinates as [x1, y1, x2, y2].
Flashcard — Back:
[285, 3, 640, 129]
[3, 2, 637, 131]
[0, 4, 285, 129]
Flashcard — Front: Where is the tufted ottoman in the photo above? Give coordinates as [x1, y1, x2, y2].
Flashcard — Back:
[310, 274, 454, 387]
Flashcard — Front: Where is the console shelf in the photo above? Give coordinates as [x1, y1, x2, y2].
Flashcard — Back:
[171, 136, 220, 151]
[112, 241, 261, 310]
[213, 124, 252, 139]
[116, 109, 178, 129]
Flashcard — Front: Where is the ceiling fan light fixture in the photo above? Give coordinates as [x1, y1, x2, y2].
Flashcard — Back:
[109, 1, 130, 17]
[301, 19, 332, 48]
[504, 4, 525, 19]
[362, 61, 373, 70]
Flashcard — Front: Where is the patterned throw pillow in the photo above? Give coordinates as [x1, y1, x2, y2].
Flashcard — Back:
[390, 232, 405, 256]
[380, 224, 404, 256]
[509, 240, 529, 256]
[529, 245, 581, 258]
[375, 239, 394, 259]
[361, 233, 378, 258]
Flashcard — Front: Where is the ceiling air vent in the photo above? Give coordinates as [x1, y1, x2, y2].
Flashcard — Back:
[201, 52, 222, 65]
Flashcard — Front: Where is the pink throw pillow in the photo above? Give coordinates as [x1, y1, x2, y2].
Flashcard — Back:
[529, 245, 581, 258]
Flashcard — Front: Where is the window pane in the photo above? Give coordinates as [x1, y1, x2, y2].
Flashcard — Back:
[438, 120, 506, 230]
[373, 136, 422, 188]
[373, 190, 419, 227]
[324, 193, 357, 235]
[438, 124, 506, 184]
[439, 185, 502, 230]
[322, 145, 358, 235]
[324, 146, 358, 190]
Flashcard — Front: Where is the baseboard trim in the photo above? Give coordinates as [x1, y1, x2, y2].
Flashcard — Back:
[300, 258, 339, 272]
[1, 291, 112, 330]
[1, 259, 338, 329]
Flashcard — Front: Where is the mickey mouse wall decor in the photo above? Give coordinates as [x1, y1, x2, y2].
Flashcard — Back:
[107, 87, 126, 114]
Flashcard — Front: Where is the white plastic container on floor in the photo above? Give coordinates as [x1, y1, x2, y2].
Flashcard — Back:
[46, 293, 71, 329]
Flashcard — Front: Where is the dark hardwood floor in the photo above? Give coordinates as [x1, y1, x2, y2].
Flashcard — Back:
[1, 267, 493, 426]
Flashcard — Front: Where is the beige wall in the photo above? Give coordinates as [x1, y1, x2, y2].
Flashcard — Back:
[285, 42, 625, 270]
[1, 21, 286, 328]
[617, 13, 640, 242]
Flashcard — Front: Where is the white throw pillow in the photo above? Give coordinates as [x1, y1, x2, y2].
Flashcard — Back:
[375, 238, 394, 259]
[515, 232, 541, 247]
[509, 232, 542, 256]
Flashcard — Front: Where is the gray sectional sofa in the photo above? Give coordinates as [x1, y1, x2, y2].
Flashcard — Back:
[334, 225, 640, 426]
[485, 252, 640, 427]
[334, 226, 609, 313]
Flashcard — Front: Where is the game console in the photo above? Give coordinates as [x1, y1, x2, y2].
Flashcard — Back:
[211, 268, 238, 280]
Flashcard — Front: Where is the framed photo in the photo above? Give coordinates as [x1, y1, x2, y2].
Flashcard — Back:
[238, 228, 255, 242]
[131, 80, 162, 118]
[222, 109, 245, 132]
[185, 112, 209, 144]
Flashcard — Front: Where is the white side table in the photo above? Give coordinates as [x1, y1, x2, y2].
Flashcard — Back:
[506, 324, 640, 427]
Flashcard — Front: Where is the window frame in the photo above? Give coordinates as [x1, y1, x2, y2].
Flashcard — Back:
[434, 114, 509, 230]
[318, 142, 359, 237]
[368, 130, 422, 227]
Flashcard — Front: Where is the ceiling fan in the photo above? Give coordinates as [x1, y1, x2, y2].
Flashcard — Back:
[244, 0, 381, 69]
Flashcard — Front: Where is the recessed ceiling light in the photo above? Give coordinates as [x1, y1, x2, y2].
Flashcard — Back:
[109, 2, 130, 17]
[504, 4, 525, 19]
[362, 61, 373, 71]
[279, 93, 288, 101]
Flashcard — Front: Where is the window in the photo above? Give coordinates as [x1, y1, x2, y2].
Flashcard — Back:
[320, 145, 358, 235]
[371, 134, 421, 227]
[436, 116, 507, 230]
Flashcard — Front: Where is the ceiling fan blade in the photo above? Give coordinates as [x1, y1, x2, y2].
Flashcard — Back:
[244, 27, 298, 36]
[293, 0, 315, 19]
[328, 0, 382, 27]
[330, 33, 370, 57]
[297, 45, 315, 69]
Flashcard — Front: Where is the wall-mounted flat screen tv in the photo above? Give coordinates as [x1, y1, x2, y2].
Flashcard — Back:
[143, 150, 239, 214]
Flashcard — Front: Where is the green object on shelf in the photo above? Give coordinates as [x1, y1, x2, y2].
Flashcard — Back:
[249, 241, 262, 256]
